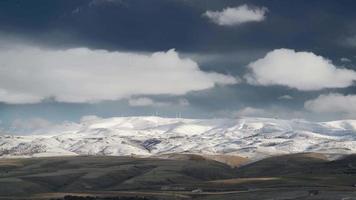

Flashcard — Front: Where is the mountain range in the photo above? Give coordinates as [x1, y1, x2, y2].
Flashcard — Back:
[1, 116, 356, 159]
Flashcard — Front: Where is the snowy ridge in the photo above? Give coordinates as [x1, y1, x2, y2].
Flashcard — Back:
[1, 116, 356, 159]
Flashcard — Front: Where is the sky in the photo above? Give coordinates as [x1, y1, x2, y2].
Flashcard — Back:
[1, 0, 356, 133]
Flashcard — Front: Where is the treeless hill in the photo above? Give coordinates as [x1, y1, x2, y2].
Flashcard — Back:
[154, 153, 249, 167]
[235, 153, 329, 177]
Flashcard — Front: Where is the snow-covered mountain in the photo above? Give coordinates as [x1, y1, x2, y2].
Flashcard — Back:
[1, 116, 356, 159]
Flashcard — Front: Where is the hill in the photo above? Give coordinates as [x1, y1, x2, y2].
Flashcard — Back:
[1, 154, 356, 199]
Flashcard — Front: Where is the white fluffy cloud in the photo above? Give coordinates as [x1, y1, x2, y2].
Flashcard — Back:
[0, 44, 237, 104]
[304, 93, 356, 115]
[245, 49, 356, 91]
[128, 97, 189, 107]
[203, 5, 267, 26]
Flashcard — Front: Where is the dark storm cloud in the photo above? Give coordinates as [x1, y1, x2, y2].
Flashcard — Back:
[0, 0, 355, 55]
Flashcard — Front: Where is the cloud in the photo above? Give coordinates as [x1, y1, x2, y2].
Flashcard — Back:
[343, 35, 356, 47]
[340, 57, 351, 63]
[245, 49, 356, 91]
[304, 93, 356, 116]
[233, 106, 307, 119]
[128, 97, 189, 107]
[203, 5, 267, 26]
[177, 98, 190, 106]
[235, 107, 268, 117]
[10, 118, 53, 131]
[278, 95, 293, 100]
[129, 97, 157, 107]
[80, 115, 102, 123]
[0, 44, 237, 104]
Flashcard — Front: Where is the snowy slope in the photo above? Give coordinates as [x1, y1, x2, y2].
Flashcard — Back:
[1, 116, 356, 159]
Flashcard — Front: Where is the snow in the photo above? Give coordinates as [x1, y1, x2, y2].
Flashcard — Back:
[1, 116, 356, 159]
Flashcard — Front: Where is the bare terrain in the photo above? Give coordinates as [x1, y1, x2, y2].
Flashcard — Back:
[1, 153, 356, 199]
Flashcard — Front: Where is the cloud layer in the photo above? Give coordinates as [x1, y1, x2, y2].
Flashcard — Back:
[10, 118, 53, 132]
[278, 95, 293, 100]
[128, 97, 189, 107]
[235, 107, 268, 117]
[344, 35, 356, 47]
[245, 49, 356, 91]
[203, 5, 267, 26]
[0, 45, 237, 104]
[305, 93, 356, 116]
